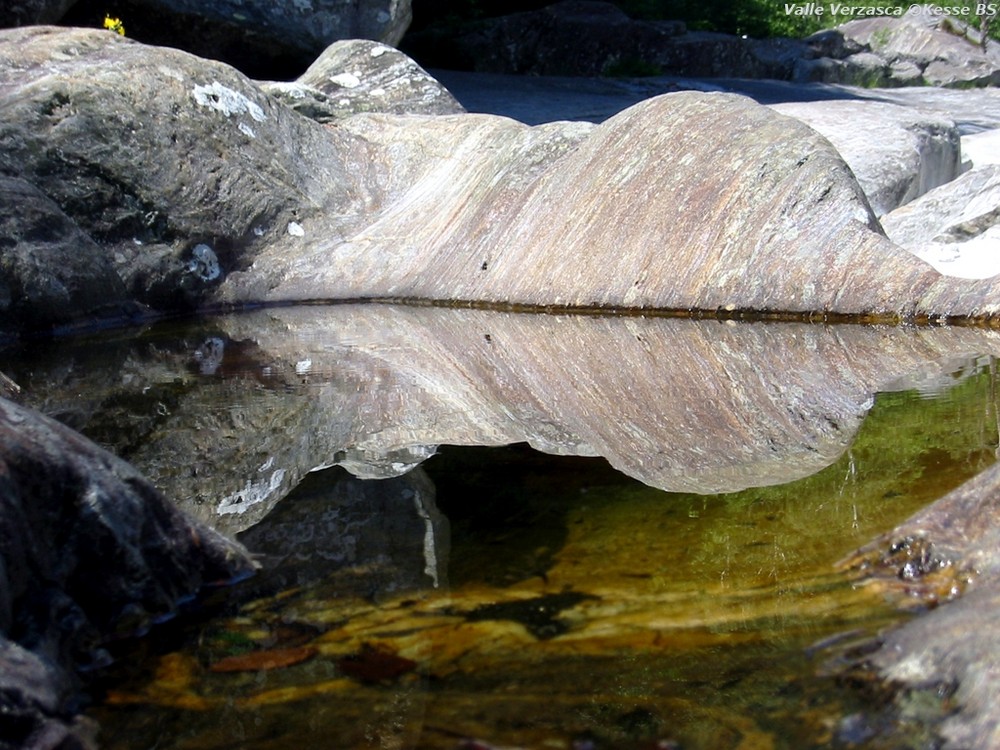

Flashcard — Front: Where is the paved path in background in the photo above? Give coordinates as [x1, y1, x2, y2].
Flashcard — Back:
[431, 69, 1000, 134]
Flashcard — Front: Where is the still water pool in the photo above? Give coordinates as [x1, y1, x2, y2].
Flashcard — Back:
[8, 306, 1000, 749]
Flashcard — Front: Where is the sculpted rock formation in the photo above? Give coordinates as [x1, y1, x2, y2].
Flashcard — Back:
[4, 25, 1000, 340]
[13, 306, 1000, 536]
[0, 397, 255, 750]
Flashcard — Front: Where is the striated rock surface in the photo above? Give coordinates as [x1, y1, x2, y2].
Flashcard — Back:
[881, 165, 1000, 280]
[771, 100, 961, 216]
[260, 39, 464, 123]
[224, 92, 1000, 319]
[0, 397, 255, 750]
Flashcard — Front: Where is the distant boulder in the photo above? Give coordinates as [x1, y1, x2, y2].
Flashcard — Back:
[46, 0, 412, 78]
[771, 100, 961, 216]
[881, 165, 1000, 280]
[798, 5, 1000, 87]
[261, 39, 464, 123]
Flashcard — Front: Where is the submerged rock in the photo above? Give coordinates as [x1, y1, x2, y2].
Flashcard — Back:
[840, 460, 1000, 749]
[0, 397, 255, 750]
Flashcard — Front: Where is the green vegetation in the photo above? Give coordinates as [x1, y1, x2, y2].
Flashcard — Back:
[412, 0, 999, 41]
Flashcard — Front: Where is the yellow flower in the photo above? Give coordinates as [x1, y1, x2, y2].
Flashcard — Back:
[103, 15, 125, 35]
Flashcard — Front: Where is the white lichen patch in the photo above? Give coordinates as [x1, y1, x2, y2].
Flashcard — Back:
[328, 72, 361, 89]
[370, 45, 389, 57]
[287, 221, 305, 237]
[238, 121, 256, 138]
[192, 81, 267, 122]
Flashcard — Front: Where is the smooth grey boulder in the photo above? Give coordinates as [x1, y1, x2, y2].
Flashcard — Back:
[260, 39, 464, 123]
[962, 128, 1000, 169]
[0, 397, 255, 750]
[770, 100, 961, 216]
[881, 165, 1000, 280]
[0, 176, 133, 337]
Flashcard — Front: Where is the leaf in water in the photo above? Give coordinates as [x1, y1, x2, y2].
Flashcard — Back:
[208, 645, 318, 673]
[336, 643, 418, 684]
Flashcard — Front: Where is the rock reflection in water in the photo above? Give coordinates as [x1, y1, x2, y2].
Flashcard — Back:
[9, 305, 1000, 538]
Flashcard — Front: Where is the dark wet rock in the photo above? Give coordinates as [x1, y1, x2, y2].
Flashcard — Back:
[237, 465, 448, 594]
[463, 591, 597, 640]
[770, 100, 961, 216]
[0, 176, 133, 336]
[800, 6, 1000, 87]
[403, 0, 806, 79]
[0, 0, 73, 26]
[0, 397, 255, 750]
[404, 1, 688, 77]
[260, 39, 464, 123]
[0, 25, 374, 321]
[840, 461, 1000, 749]
[881, 165, 1000, 280]
[57, 0, 411, 79]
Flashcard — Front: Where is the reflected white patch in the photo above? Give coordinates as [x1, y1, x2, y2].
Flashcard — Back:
[412, 491, 440, 588]
[218, 469, 286, 515]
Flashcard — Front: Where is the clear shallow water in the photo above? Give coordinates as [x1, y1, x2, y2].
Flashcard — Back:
[79, 355, 998, 749]
[5, 309, 1000, 749]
